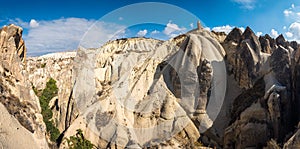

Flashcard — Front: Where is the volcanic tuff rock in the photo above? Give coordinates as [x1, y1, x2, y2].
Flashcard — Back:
[0, 24, 48, 148]
[26, 52, 77, 131]
[3, 23, 300, 149]
[57, 29, 227, 148]
[221, 26, 300, 148]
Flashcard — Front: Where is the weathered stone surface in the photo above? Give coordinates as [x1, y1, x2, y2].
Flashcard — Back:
[59, 28, 226, 148]
[221, 26, 300, 148]
[276, 34, 289, 48]
[0, 103, 48, 148]
[211, 31, 227, 43]
[283, 124, 300, 149]
[0, 24, 48, 148]
[223, 27, 260, 89]
[292, 46, 300, 122]
[224, 27, 242, 43]
[26, 52, 77, 131]
[259, 36, 272, 54]
[4, 23, 300, 148]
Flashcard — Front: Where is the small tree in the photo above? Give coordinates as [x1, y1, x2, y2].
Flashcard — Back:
[37, 78, 60, 142]
[65, 129, 96, 149]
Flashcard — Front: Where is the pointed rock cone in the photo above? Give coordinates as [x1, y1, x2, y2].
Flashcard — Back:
[197, 20, 202, 30]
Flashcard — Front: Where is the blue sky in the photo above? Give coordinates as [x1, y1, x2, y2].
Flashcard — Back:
[1, 0, 300, 56]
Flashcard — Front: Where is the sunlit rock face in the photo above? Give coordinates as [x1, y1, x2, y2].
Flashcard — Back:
[26, 52, 77, 131]
[4, 23, 300, 148]
[222, 27, 300, 148]
[57, 27, 226, 148]
[0, 24, 48, 148]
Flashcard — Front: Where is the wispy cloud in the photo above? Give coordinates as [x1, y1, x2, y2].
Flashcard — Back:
[150, 30, 160, 35]
[232, 0, 256, 10]
[163, 21, 186, 38]
[8, 18, 29, 28]
[136, 29, 147, 37]
[190, 23, 194, 29]
[284, 9, 293, 17]
[212, 25, 245, 34]
[283, 4, 300, 19]
[256, 32, 263, 36]
[285, 22, 300, 42]
[29, 19, 39, 28]
[11, 18, 125, 56]
[212, 25, 234, 34]
[270, 29, 279, 38]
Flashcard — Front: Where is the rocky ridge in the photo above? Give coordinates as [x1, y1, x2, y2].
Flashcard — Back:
[221, 27, 300, 148]
[26, 52, 77, 131]
[0, 24, 48, 148]
[2, 23, 300, 148]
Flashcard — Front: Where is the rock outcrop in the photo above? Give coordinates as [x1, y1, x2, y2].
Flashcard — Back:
[0, 24, 48, 148]
[220, 26, 300, 148]
[3, 23, 300, 149]
[26, 52, 77, 131]
[283, 123, 300, 148]
[57, 29, 226, 148]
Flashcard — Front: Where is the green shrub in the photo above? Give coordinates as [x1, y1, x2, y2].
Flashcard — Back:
[65, 129, 95, 149]
[37, 78, 60, 142]
[41, 63, 46, 68]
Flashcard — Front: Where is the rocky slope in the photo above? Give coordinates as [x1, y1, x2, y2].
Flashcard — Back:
[2, 23, 300, 148]
[221, 27, 300, 148]
[0, 24, 48, 148]
[26, 52, 77, 131]
[59, 29, 228, 148]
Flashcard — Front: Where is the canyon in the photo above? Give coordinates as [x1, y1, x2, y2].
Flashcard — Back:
[1, 24, 300, 148]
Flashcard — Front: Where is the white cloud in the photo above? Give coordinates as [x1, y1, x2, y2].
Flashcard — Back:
[256, 32, 263, 36]
[118, 17, 123, 21]
[284, 10, 293, 17]
[29, 19, 39, 28]
[136, 29, 147, 37]
[270, 29, 279, 38]
[23, 18, 125, 56]
[8, 18, 29, 28]
[286, 32, 293, 38]
[151, 30, 160, 35]
[163, 21, 186, 38]
[285, 22, 300, 42]
[190, 23, 194, 29]
[204, 27, 211, 31]
[283, 26, 287, 30]
[232, 0, 256, 10]
[283, 4, 300, 19]
[211, 25, 245, 34]
[212, 25, 233, 34]
[239, 27, 245, 32]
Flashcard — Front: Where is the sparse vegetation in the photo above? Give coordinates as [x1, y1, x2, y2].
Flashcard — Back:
[65, 129, 96, 149]
[41, 63, 47, 68]
[194, 141, 204, 147]
[36, 78, 60, 142]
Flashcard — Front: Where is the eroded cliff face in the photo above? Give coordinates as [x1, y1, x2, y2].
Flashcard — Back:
[26, 52, 77, 131]
[221, 27, 300, 148]
[5, 23, 300, 148]
[0, 24, 48, 148]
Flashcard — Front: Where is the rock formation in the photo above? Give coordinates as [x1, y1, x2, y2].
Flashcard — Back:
[2, 23, 300, 148]
[26, 52, 77, 131]
[60, 31, 226, 148]
[0, 24, 48, 148]
[220, 26, 300, 148]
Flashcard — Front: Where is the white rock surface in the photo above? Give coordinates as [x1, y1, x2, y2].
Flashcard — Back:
[60, 28, 227, 148]
[0, 103, 48, 149]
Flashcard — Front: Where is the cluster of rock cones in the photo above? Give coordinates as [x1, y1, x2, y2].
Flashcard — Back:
[1, 24, 300, 148]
